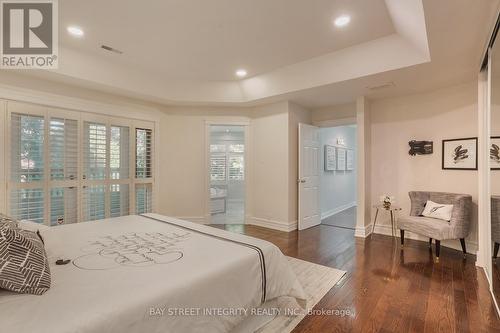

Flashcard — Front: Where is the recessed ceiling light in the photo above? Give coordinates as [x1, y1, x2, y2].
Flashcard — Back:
[67, 26, 84, 37]
[235, 69, 247, 78]
[334, 15, 351, 28]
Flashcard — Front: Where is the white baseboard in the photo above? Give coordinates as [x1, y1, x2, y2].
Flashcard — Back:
[354, 224, 372, 238]
[247, 217, 297, 232]
[321, 202, 357, 220]
[371, 223, 478, 255]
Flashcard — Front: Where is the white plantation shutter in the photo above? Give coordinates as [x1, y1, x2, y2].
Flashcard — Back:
[110, 126, 129, 180]
[84, 122, 107, 180]
[135, 183, 152, 214]
[11, 113, 45, 182]
[82, 185, 106, 221]
[210, 154, 226, 181]
[136, 128, 152, 178]
[210, 144, 226, 153]
[228, 155, 244, 180]
[228, 144, 244, 153]
[6, 102, 155, 225]
[110, 184, 129, 217]
[50, 118, 78, 180]
[10, 189, 45, 224]
[50, 187, 77, 226]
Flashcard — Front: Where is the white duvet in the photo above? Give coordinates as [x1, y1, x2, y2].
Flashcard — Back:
[0, 214, 305, 333]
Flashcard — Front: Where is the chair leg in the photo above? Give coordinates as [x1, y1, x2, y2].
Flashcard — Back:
[494, 242, 500, 259]
[435, 240, 440, 263]
[429, 238, 432, 249]
[460, 238, 466, 258]
[400, 230, 405, 247]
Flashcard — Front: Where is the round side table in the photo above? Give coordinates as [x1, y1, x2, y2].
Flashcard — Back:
[372, 205, 402, 237]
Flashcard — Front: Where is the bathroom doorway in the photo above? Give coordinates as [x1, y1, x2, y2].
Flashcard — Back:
[208, 125, 246, 224]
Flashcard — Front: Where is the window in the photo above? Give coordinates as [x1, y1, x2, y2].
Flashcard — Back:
[7, 103, 155, 225]
[209, 141, 245, 183]
[11, 113, 44, 183]
[110, 126, 129, 180]
[210, 144, 226, 153]
[84, 122, 106, 180]
[136, 128, 152, 178]
[50, 118, 78, 180]
[50, 187, 77, 226]
[10, 113, 45, 223]
[210, 154, 226, 182]
[135, 183, 152, 214]
[228, 155, 244, 180]
[10, 189, 44, 224]
[82, 185, 106, 221]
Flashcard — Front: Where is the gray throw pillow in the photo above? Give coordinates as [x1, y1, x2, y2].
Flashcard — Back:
[0, 221, 51, 295]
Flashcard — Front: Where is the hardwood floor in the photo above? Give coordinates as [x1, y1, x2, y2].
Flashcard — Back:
[321, 207, 357, 229]
[213, 224, 500, 332]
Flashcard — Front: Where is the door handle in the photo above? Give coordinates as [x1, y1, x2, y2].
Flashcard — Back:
[297, 179, 306, 183]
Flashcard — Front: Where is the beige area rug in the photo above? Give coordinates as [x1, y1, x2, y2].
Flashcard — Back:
[257, 257, 346, 333]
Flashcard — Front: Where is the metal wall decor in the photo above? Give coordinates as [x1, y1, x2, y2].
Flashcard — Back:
[408, 140, 433, 156]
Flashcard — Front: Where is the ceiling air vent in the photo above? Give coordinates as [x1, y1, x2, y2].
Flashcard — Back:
[367, 82, 395, 91]
[101, 45, 123, 54]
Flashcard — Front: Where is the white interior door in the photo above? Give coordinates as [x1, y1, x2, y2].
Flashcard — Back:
[298, 123, 320, 230]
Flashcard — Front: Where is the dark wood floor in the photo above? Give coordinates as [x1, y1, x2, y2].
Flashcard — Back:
[321, 206, 357, 229]
[213, 224, 500, 333]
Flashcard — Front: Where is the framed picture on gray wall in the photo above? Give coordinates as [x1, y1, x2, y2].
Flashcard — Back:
[337, 148, 346, 171]
[346, 149, 354, 171]
[492, 137, 500, 170]
[442, 137, 478, 170]
[324, 145, 336, 171]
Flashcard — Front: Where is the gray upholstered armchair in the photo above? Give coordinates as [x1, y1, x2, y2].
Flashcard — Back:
[492, 196, 500, 258]
[398, 191, 472, 261]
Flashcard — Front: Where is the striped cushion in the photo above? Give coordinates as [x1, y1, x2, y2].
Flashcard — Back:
[0, 220, 51, 295]
[0, 214, 18, 229]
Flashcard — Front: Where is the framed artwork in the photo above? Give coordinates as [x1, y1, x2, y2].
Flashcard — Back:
[324, 145, 336, 171]
[491, 136, 500, 170]
[346, 149, 354, 171]
[337, 148, 346, 171]
[442, 137, 478, 170]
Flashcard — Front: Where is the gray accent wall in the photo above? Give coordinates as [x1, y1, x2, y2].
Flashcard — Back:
[319, 125, 357, 219]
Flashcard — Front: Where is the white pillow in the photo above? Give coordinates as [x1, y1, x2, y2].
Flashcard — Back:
[421, 200, 454, 221]
[18, 220, 50, 232]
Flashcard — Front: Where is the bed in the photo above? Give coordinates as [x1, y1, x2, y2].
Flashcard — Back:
[0, 214, 305, 333]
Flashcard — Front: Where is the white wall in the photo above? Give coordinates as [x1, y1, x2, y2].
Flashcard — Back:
[311, 102, 356, 125]
[249, 102, 292, 229]
[159, 101, 311, 231]
[157, 107, 251, 222]
[370, 82, 479, 252]
[319, 126, 357, 219]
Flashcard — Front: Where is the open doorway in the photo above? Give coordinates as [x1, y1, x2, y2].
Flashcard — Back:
[208, 125, 246, 224]
[319, 125, 357, 229]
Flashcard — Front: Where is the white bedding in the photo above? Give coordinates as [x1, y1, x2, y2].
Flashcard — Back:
[0, 214, 305, 333]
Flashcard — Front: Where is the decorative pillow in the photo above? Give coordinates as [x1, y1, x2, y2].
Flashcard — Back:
[0, 225, 51, 295]
[421, 200, 454, 221]
[18, 220, 50, 244]
[0, 214, 18, 229]
[19, 220, 50, 233]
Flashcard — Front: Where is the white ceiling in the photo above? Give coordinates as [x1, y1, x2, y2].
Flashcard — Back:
[60, 0, 395, 81]
[2, 0, 499, 108]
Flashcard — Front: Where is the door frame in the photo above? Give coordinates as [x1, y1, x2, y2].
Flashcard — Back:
[306, 117, 359, 229]
[204, 121, 250, 225]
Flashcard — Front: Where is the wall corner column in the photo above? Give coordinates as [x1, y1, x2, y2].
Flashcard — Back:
[355, 96, 371, 237]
